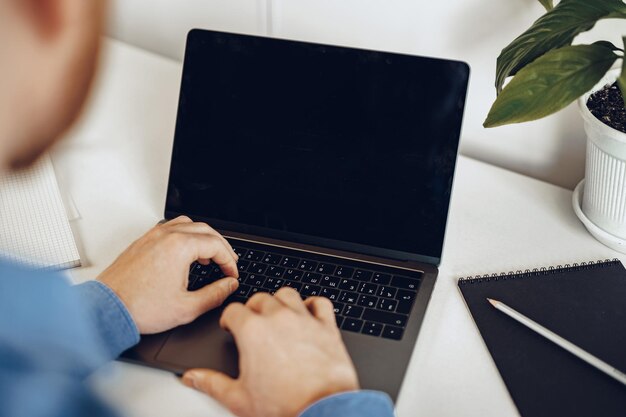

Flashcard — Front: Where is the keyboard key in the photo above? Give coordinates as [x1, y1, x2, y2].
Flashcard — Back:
[391, 275, 421, 291]
[354, 270, 372, 281]
[263, 277, 284, 290]
[262, 253, 282, 265]
[267, 266, 285, 278]
[281, 257, 300, 268]
[191, 263, 210, 276]
[248, 262, 267, 275]
[190, 275, 210, 290]
[371, 273, 391, 285]
[316, 263, 336, 274]
[244, 250, 264, 261]
[245, 274, 265, 287]
[283, 281, 303, 291]
[321, 275, 340, 288]
[378, 298, 398, 312]
[301, 284, 321, 297]
[396, 289, 416, 302]
[232, 247, 247, 259]
[336, 316, 344, 328]
[237, 260, 250, 272]
[342, 318, 363, 332]
[332, 301, 344, 315]
[235, 284, 251, 297]
[362, 321, 383, 337]
[302, 272, 321, 284]
[396, 299, 414, 315]
[335, 266, 354, 278]
[321, 287, 340, 301]
[378, 286, 397, 299]
[209, 265, 225, 279]
[237, 272, 248, 282]
[249, 287, 269, 297]
[284, 269, 303, 281]
[298, 260, 318, 271]
[358, 283, 378, 295]
[339, 291, 359, 304]
[362, 309, 408, 327]
[205, 266, 220, 278]
[357, 295, 378, 308]
[343, 305, 364, 318]
[338, 279, 358, 292]
[382, 325, 404, 340]
[227, 296, 248, 305]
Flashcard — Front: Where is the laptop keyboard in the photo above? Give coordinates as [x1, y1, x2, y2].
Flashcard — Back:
[188, 238, 423, 341]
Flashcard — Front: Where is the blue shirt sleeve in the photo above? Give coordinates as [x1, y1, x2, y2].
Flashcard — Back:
[73, 280, 140, 359]
[299, 391, 396, 417]
[0, 261, 138, 417]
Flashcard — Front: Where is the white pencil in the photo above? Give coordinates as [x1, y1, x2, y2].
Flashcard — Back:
[487, 298, 626, 386]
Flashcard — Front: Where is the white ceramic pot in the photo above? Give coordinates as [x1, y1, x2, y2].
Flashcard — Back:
[575, 69, 626, 253]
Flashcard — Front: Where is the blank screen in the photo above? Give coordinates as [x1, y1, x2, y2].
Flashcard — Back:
[166, 30, 469, 262]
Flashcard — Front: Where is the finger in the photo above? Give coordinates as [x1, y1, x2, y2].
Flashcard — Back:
[182, 369, 238, 406]
[169, 223, 238, 261]
[273, 287, 308, 314]
[304, 297, 336, 326]
[188, 278, 239, 316]
[201, 223, 238, 261]
[187, 234, 239, 278]
[246, 292, 284, 314]
[170, 223, 237, 263]
[220, 302, 255, 333]
[165, 215, 193, 226]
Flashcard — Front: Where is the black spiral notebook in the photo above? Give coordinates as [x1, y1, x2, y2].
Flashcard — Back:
[458, 259, 626, 417]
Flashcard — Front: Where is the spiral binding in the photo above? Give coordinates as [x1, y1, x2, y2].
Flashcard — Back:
[458, 258, 621, 284]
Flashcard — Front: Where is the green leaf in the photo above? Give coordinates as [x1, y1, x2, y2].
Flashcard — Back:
[495, 0, 626, 93]
[538, 0, 554, 12]
[485, 44, 618, 128]
[593, 40, 623, 52]
[618, 36, 626, 110]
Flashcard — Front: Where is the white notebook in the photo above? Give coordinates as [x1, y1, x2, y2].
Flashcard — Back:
[0, 155, 81, 269]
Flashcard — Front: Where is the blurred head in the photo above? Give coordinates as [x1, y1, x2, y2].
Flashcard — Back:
[0, 0, 106, 170]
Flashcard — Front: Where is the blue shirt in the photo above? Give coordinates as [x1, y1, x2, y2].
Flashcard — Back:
[0, 262, 395, 417]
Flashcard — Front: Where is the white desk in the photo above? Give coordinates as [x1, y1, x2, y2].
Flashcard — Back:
[53, 39, 625, 417]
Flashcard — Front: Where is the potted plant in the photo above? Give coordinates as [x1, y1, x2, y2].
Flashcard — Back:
[484, 0, 626, 253]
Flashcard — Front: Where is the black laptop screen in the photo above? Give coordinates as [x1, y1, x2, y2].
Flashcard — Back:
[166, 30, 469, 263]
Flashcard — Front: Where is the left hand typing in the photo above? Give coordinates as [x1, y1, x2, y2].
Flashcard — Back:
[98, 216, 240, 334]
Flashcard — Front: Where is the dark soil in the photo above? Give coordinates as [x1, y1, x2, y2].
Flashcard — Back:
[586, 82, 626, 134]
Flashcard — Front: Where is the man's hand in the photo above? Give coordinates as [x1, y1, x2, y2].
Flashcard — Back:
[98, 216, 239, 334]
[182, 288, 360, 417]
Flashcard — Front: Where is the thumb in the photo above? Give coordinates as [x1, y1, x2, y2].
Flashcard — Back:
[190, 277, 239, 314]
[183, 368, 238, 403]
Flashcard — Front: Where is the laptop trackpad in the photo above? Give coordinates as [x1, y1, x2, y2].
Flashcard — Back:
[155, 308, 239, 378]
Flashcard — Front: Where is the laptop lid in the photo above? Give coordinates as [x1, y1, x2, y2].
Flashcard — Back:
[165, 29, 469, 265]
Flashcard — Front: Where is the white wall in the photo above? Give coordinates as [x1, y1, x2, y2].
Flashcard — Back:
[107, 0, 270, 61]
[107, 0, 626, 189]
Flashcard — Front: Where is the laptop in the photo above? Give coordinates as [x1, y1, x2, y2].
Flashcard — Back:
[123, 29, 469, 400]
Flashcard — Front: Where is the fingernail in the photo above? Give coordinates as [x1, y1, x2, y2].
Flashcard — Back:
[183, 372, 198, 389]
[229, 278, 239, 292]
[182, 374, 194, 388]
